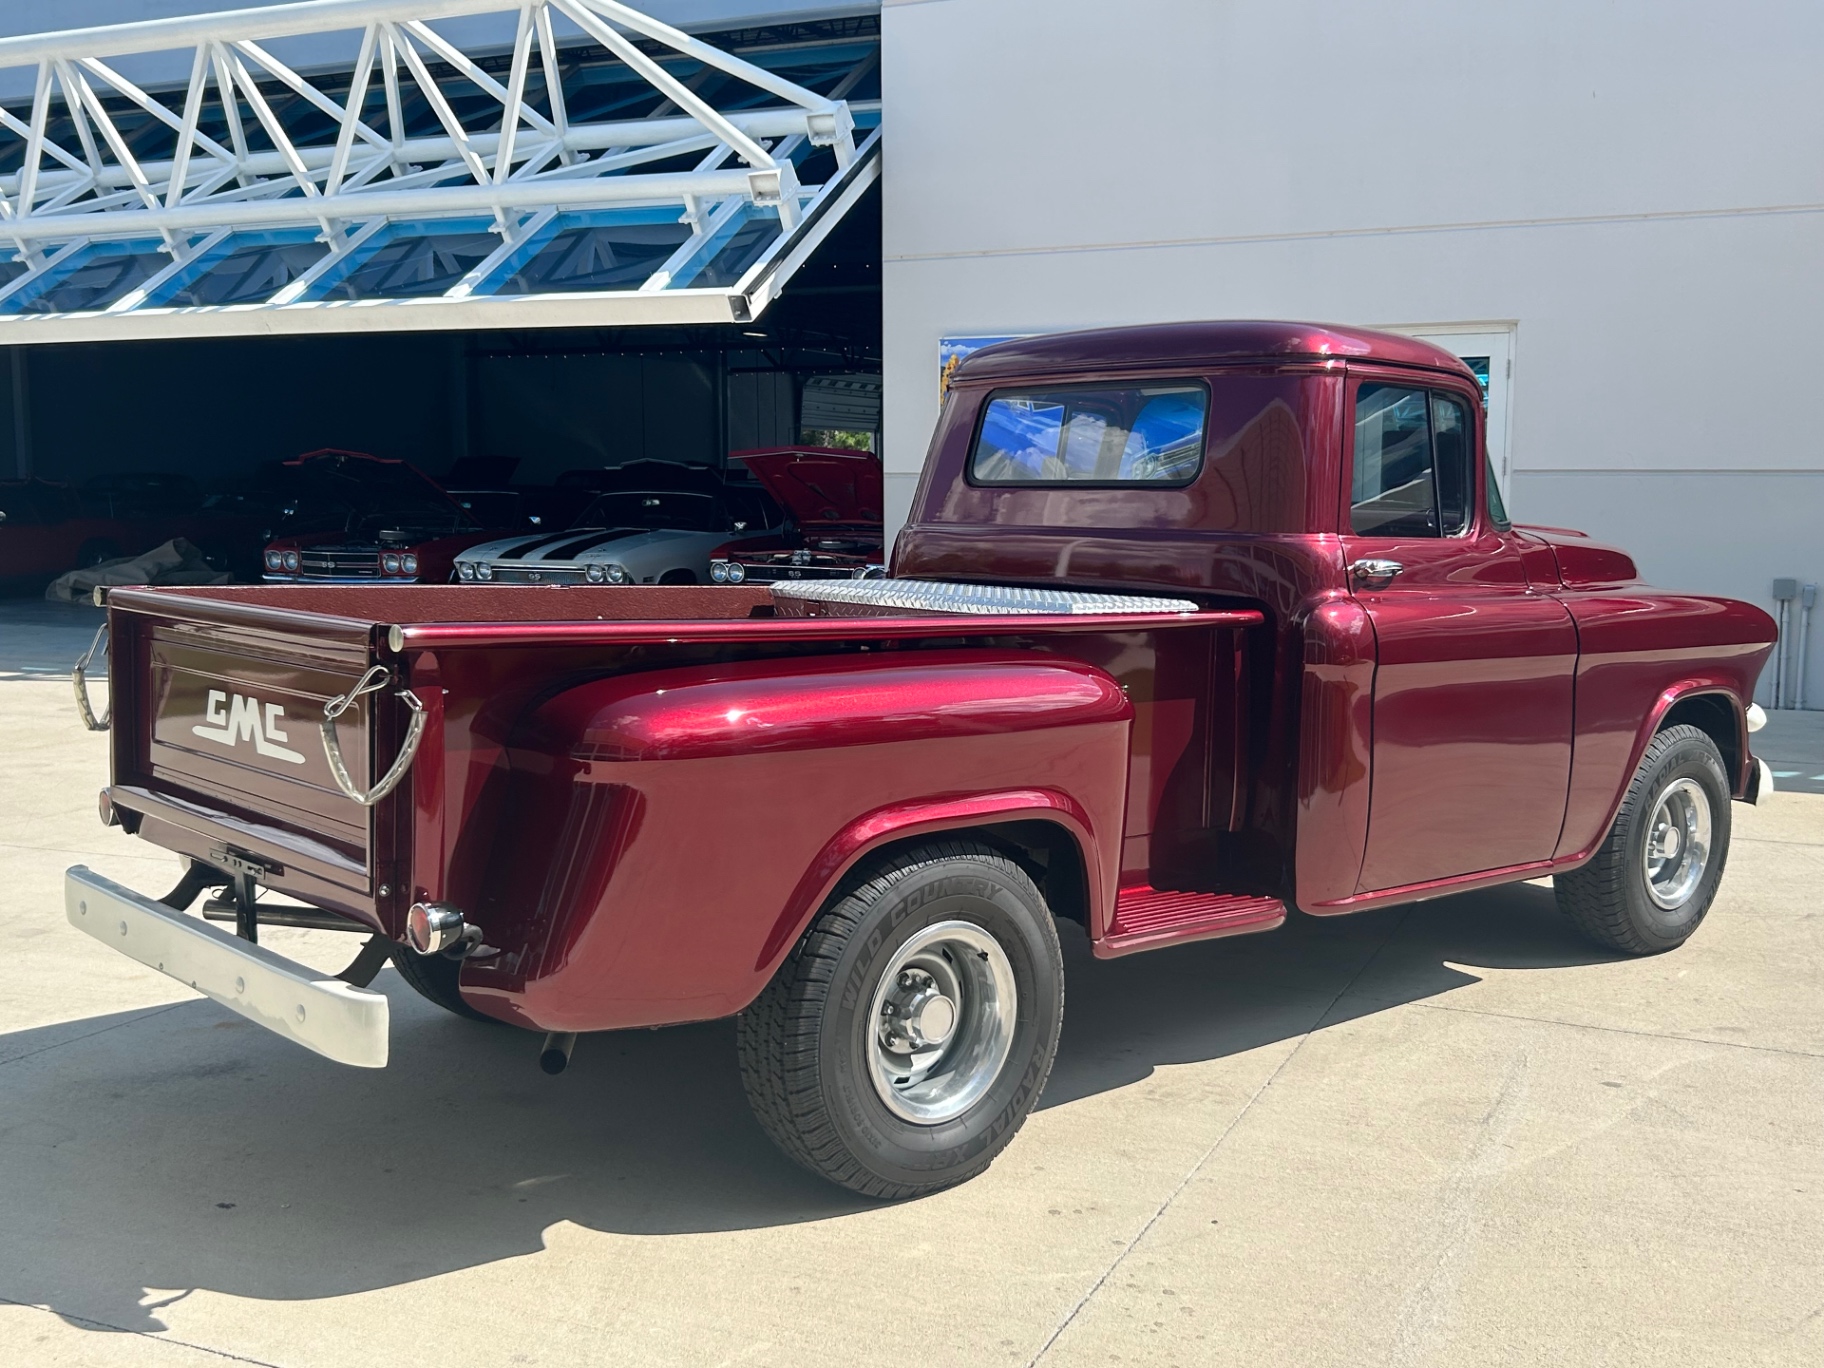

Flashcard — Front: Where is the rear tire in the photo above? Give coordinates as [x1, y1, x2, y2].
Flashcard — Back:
[388, 945, 497, 1022]
[738, 839, 1064, 1198]
[1555, 724, 1731, 954]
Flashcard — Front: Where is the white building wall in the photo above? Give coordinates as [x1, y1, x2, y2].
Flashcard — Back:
[881, 0, 1824, 706]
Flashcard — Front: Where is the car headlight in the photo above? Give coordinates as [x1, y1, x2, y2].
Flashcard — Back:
[457, 561, 475, 581]
[585, 563, 606, 584]
[709, 561, 729, 583]
[724, 561, 745, 584]
[476, 562, 493, 581]
[282, 550, 300, 571]
[604, 564, 629, 584]
[381, 553, 402, 574]
[400, 554, 418, 576]
[264, 550, 283, 571]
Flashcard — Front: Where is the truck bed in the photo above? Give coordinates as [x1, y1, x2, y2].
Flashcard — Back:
[99, 581, 1266, 966]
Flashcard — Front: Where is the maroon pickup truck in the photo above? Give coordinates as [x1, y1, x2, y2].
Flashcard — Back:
[66, 322, 1777, 1198]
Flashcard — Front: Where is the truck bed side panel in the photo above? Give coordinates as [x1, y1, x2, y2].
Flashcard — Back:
[454, 651, 1133, 1031]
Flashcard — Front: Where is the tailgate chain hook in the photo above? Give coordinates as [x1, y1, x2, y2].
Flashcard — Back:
[320, 665, 426, 807]
[73, 621, 110, 732]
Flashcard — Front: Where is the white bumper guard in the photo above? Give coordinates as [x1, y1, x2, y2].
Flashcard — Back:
[65, 866, 389, 1068]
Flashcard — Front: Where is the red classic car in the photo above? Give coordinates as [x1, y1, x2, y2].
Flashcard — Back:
[0, 474, 253, 587]
[708, 445, 884, 583]
[260, 449, 513, 584]
[67, 321, 1776, 1202]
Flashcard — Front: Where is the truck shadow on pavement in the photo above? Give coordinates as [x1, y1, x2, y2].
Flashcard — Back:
[0, 880, 1619, 1334]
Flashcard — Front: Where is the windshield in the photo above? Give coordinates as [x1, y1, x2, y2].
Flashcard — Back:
[349, 504, 476, 536]
[263, 458, 474, 535]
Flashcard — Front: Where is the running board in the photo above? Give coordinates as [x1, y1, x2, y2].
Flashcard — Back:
[1097, 886, 1286, 958]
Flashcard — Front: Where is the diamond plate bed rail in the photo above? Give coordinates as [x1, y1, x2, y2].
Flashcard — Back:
[770, 578, 1202, 617]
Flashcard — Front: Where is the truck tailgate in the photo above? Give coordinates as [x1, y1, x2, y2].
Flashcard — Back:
[105, 589, 400, 914]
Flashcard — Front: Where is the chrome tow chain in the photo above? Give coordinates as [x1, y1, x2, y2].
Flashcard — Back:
[320, 664, 426, 807]
[73, 622, 111, 732]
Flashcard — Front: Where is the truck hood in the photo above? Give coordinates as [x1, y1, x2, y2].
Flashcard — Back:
[1515, 524, 1640, 588]
[731, 447, 882, 530]
[464, 526, 765, 576]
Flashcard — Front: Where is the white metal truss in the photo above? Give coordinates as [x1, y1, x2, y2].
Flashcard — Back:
[0, 0, 881, 341]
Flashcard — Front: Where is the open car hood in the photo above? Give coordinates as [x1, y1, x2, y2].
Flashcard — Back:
[731, 447, 882, 530]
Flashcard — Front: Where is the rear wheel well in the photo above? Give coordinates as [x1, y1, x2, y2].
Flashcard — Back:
[1658, 693, 1740, 786]
[834, 819, 1092, 933]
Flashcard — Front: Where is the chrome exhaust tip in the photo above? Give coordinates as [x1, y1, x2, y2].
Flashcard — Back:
[539, 1032, 577, 1076]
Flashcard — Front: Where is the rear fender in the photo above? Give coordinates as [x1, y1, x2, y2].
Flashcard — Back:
[753, 790, 1109, 979]
[458, 648, 1132, 1030]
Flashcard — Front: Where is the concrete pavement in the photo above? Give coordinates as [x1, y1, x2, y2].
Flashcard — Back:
[0, 618, 1820, 1367]
[1757, 708, 1824, 795]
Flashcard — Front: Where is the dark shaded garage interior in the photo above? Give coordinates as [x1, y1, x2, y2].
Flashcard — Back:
[0, 180, 880, 492]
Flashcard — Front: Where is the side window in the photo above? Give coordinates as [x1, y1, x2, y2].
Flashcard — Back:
[1350, 385, 1476, 537]
[1485, 454, 1511, 530]
[1431, 395, 1471, 534]
[1351, 385, 1435, 536]
[970, 383, 1208, 485]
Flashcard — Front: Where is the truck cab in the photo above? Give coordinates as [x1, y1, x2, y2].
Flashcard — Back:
[899, 321, 1773, 913]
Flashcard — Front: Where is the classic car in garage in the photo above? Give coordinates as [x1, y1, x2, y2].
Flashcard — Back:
[708, 446, 884, 584]
[260, 450, 515, 584]
[1, 474, 257, 588]
[455, 463, 785, 585]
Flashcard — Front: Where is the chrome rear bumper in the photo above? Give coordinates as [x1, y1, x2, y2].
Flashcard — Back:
[65, 866, 389, 1068]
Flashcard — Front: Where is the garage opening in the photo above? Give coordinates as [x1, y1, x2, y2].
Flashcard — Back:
[0, 1, 881, 593]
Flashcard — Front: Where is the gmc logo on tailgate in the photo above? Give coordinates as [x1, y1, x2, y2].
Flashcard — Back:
[192, 690, 307, 765]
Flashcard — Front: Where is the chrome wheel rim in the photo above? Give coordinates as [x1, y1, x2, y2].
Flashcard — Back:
[866, 920, 1017, 1125]
[1643, 777, 1712, 910]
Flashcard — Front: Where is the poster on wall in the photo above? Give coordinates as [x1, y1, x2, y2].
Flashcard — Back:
[939, 336, 1031, 396]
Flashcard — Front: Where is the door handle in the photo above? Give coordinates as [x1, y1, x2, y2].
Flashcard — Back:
[1350, 558, 1403, 587]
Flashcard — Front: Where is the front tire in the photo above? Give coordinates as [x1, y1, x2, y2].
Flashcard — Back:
[1555, 724, 1731, 954]
[737, 839, 1064, 1199]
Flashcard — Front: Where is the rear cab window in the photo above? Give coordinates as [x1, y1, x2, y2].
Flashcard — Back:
[970, 383, 1209, 485]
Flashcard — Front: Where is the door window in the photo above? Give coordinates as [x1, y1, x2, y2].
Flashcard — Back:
[1431, 394, 1471, 534]
[1485, 454, 1511, 529]
[1350, 384, 1476, 537]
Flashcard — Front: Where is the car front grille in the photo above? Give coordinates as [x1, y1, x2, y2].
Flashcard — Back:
[487, 565, 587, 584]
[733, 563, 866, 583]
[297, 550, 379, 577]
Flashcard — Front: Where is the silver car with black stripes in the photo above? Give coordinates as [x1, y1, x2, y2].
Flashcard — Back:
[455, 479, 784, 586]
